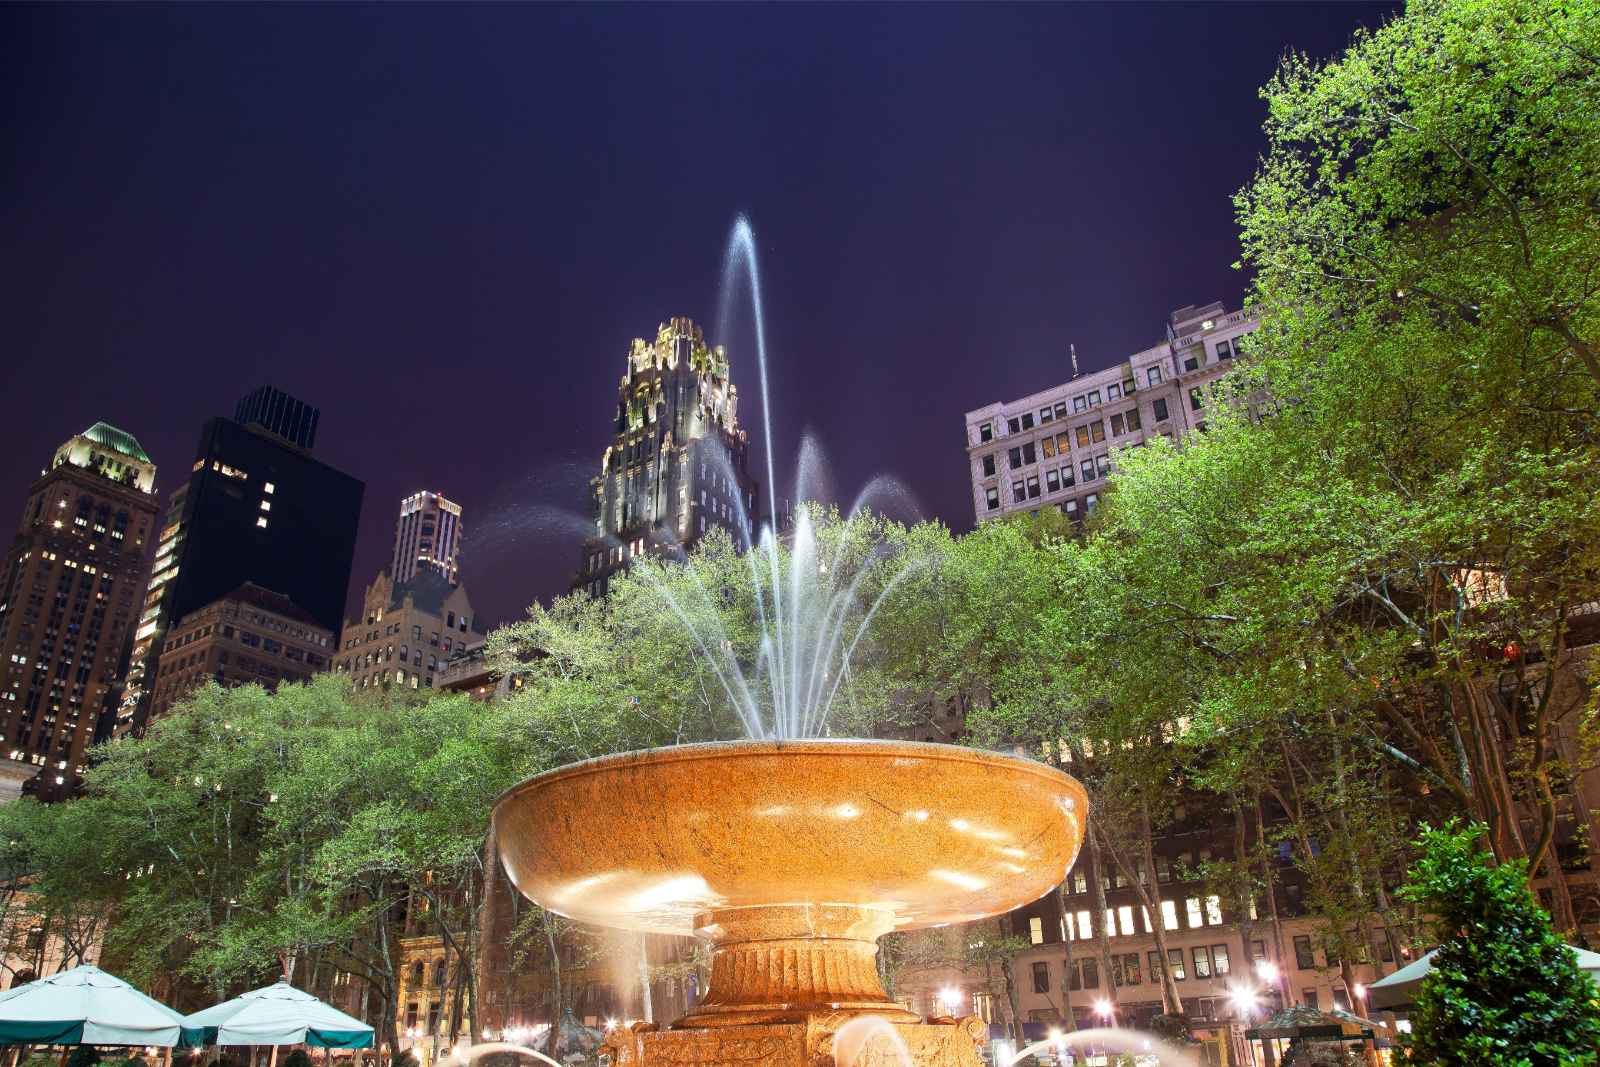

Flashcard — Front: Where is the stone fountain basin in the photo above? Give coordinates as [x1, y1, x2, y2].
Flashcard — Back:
[491, 739, 1086, 936]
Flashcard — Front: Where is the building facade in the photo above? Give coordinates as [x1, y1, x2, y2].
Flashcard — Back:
[143, 582, 334, 719]
[575, 317, 758, 597]
[393, 491, 463, 586]
[964, 302, 1256, 524]
[334, 569, 482, 692]
[0, 423, 159, 798]
[118, 386, 364, 734]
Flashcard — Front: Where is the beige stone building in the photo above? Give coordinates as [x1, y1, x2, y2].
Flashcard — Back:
[334, 570, 482, 691]
[964, 301, 1257, 524]
[145, 582, 334, 719]
[0, 422, 159, 799]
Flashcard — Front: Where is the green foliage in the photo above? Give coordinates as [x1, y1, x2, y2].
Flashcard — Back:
[1400, 820, 1600, 1065]
[488, 513, 941, 751]
[281, 1049, 314, 1067]
[64, 1047, 99, 1067]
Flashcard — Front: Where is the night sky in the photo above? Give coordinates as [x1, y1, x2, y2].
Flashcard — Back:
[1, 3, 1396, 629]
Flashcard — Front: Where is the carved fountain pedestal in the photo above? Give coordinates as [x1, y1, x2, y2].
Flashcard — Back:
[491, 740, 1086, 1067]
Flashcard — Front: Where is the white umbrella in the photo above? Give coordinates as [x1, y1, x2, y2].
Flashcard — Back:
[183, 980, 373, 1048]
[0, 964, 195, 1046]
[1366, 944, 1600, 1010]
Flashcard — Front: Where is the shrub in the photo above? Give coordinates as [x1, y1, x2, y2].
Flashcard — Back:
[1400, 820, 1600, 1065]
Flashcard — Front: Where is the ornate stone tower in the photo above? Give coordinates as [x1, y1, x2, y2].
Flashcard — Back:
[575, 318, 758, 596]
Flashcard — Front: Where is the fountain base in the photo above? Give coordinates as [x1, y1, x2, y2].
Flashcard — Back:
[603, 1013, 988, 1067]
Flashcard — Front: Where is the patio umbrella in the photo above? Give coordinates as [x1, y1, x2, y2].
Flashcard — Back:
[183, 981, 373, 1048]
[0, 964, 197, 1046]
[1366, 944, 1600, 1010]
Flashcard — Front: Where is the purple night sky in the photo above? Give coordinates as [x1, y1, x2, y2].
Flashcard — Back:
[0, 3, 1395, 628]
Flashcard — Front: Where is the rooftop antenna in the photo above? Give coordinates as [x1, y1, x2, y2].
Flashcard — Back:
[1069, 343, 1081, 379]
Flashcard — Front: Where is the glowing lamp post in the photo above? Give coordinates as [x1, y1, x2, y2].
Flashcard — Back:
[937, 987, 965, 1016]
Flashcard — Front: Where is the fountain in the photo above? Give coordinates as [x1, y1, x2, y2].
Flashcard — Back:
[490, 218, 1089, 1067]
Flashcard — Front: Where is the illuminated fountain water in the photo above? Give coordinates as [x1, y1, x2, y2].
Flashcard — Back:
[491, 217, 1091, 1067]
[1006, 1029, 1201, 1067]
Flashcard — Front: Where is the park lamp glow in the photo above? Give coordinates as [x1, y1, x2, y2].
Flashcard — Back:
[1227, 985, 1260, 1016]
[1093, 998, 1114, 1019]
[1255, 960, 1280, 984]
[1353, 982, 1367, 1000]
[938, 986, 964, 1013]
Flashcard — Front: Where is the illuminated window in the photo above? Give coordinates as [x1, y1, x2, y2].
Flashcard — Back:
[1205, 895, 1224, 925]
[1162, 900, 1179, 930]
[264, 483, 275, 494]
[256, 517, 268, 528]
[260, 501, 271, 511]
[1029, 917, 1043, 944]
[1186, 897, 1203, 928]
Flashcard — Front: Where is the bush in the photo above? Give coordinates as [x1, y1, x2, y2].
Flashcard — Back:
[1400, 820, 1600, 1065]
[65, 1047, 101, 1067]
[282, 1051, 314, 1067]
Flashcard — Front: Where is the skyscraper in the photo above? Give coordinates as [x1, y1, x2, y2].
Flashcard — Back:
[0, 423, 159, 799]
[575, 317, 758, 597]
[118, 386, 364, 734]
[392, 491, 463, 585]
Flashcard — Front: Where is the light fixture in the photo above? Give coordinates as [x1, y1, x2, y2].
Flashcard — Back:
[1255, 960, 1280, 984]
[1093, 998, 1114, 1018]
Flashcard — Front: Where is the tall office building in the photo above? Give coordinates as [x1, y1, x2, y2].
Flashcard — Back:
[392, 491, 463, 585]
[963, 302, 1258, 524]
[0, 423, 159, 799]
[574, 317, 758, 597]
[118, 386, 364, 734]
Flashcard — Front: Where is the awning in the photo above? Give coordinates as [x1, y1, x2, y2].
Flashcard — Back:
[183, 981, 373, 1048]
[0, 965, 198, 1047]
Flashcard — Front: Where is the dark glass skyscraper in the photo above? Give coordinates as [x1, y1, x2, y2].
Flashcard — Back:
[118, 387, 363, 733]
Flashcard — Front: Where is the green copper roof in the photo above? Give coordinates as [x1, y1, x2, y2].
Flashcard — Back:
[81, 422, 151, 463]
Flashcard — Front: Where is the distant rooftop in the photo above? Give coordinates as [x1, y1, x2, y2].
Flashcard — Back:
[222, 582, 325, 629]
[235, 385, 320, 450]
[81, 422, 151, 463]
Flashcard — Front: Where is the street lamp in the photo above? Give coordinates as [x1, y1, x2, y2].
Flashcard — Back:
[1093, 998, 1114, 1020]
[937, 986, 964, 1015]
[1227, 985, 1261, 1019]
[1255, 960, 1280, 985]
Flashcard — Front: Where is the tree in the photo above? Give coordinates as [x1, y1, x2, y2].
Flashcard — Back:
[1400, 820, 1600, 1065]
[1237, 0, 1600, 386]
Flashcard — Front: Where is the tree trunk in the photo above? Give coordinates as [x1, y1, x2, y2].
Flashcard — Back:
[543, 919, 562, 1059]
[999, 956, 1023, 1044]
[1053, 882, 1076, 1031]
[1085, 824, 1120, 1019]
[1232, 803, 1258, 993]
[1256, 793, 1293, 1008]
[1138, 803, 1184, 1017]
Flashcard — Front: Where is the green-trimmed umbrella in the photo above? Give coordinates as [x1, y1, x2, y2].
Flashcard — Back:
[183, 981, 372, 1048]
[0, 964, 197, 1046]
[1366, 944, 1600, 1010]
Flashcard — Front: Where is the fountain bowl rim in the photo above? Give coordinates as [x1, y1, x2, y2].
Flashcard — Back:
[492, 737, 1078, 814]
